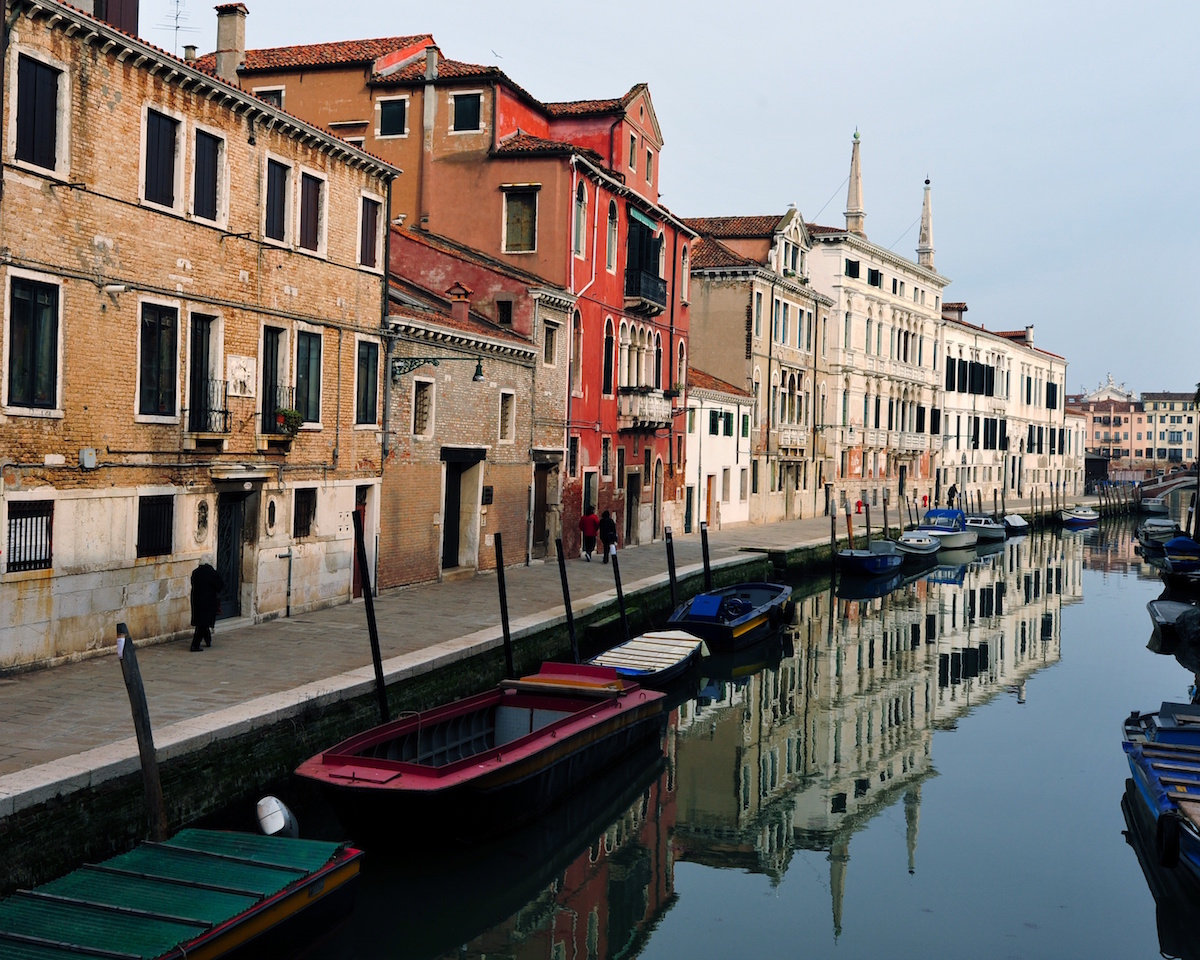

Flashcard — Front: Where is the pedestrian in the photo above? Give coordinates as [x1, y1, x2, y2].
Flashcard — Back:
[190, 560, 224, 652]
[598, 509, 618, 565]
[947, 483, 958, 509]
[579, 505, 600, 561]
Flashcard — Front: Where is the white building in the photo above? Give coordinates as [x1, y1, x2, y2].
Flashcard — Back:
[684, 369, 753, 529]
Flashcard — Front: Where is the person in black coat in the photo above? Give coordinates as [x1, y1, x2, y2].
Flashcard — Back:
[598, 510, 618, 565]
[190, 561, 224, 652]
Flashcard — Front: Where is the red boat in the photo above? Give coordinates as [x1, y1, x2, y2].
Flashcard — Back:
[295, 663, 666, 840]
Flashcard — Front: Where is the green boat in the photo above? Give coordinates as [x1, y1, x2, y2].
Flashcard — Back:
[0, 828, 362, 959]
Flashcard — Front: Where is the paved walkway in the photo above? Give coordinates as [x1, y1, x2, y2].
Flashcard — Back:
[0, 494, 1087, 813]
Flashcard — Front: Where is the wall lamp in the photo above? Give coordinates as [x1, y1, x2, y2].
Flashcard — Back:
[391, 355, 486, 384]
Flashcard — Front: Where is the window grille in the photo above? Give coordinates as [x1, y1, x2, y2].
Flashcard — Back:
[7, 500, 53, 572]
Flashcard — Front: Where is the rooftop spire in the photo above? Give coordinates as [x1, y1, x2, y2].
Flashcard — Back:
[844, 130, 866, 238]
[917, 178, 935, 269]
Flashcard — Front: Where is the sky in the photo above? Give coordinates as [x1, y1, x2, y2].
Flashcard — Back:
[142, 0, 1200, 397]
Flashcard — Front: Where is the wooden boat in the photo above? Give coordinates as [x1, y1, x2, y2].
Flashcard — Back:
[1124, 704, 1200, 878]
[587, 628, 705, 686]
[666, 581, 792, 652]
[837, 539, 903, 576]
[1147, 600, 1200, 651]
[1060, 504, 1100, 527]
[1140, 517, 1182, 546]
[964, 515, 1006, 542]
[895, 530, 940, 558]
[1165, 536, 1200, 574]
[1141, 496, 1172, 515]
[918, 508, 979, 550]
[1003, 513, 1030, 535]
[295, 663, 666, 839]
[0, 829, 362, 959]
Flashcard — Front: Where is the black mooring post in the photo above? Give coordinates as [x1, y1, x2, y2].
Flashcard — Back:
[864, 502, 872, 547]
[494, 532, 515, 679]
[829, 507, 837, 556]
[664, 525, 679, 611]
[555, 538, 579, 664]
[611, 548, 631, 642]
[352, 510, 389, 724]
[115, 622, 169, 842]
[700, 521, 712, 591]
[882, 494, 890, 541]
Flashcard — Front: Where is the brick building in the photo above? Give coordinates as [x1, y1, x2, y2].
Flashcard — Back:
[0, 0, 398, 670]
[202, 20, 695, 554]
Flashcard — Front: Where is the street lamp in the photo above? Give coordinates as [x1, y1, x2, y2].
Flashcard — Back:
[391, 355, 486, 384]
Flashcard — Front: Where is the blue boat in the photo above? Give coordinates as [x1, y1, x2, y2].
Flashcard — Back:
[918, 509, 978, 549]
[837, 539, 903, 576]
[1164, 536, 1200, 574]
[1123, 703, 1200, 878]
[667, 582, 792, 652]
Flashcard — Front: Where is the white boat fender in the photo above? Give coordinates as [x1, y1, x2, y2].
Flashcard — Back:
[256, 795, 300, 839]
[1156, 810, 1184, 869]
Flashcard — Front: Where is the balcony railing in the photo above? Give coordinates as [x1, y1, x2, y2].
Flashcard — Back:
[262, 384, 296, 435]
[624, 267, 667, 315]
[617, 387, 673, 431]
[185, 378, 231, 434]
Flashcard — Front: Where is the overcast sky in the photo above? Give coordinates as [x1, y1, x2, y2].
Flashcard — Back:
[144, 0, 1199, 396]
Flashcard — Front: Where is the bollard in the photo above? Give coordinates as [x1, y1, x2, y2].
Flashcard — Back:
[555, 538, 579, 664]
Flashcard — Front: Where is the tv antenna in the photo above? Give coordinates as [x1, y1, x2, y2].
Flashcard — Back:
[156, 0, 200, 56]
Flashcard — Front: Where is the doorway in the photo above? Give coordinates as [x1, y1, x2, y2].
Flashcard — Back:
[215, 493, 246, 619]
[352, 485, 369, 598]
[705, 474, 716, 526]
[653, 459, 663, 539]
[684, 486, 694, 533]
[625, 473, 640, 544]
[441, 448, 486, 570]
[532, 464, 551, 559]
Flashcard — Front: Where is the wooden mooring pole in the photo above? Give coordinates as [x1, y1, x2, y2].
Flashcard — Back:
[494, 533, 515, 679]
[664, 526, 679, 611]
[115, 622, 169, 842]
[352, 510, 389, 724]
[700, 521, 713, 591]
[864, 502, 872, 547]
[555, 538, 579, 664]
[611, 549, 631, 643]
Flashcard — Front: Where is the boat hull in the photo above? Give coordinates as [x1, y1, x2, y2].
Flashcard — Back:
[965, 517, 1006, 542]
[1060, 507, 1099, 527]
[837, 549, 903, 576]
[928, 530, 979, 550]
[1165, 537, 1200, 574]
[1141, 497, 1171, 515]
[667, 582, 792, 652]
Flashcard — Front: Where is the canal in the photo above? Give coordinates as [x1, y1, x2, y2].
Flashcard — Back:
[293, 518, 1195, 960]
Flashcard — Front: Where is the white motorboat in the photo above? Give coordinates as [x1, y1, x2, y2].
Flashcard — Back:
[895, 530, 940, 557]
[1138, 496, 1170, 515]
[964, 515, 1006, 542]
[918, 509, 979, 550]
[1137, 517, 1180, 545]
[1060, 505, 1099, 527]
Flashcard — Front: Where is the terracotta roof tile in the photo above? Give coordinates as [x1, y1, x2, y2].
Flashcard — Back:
[492, 132, 604, 166]
[543, 85, 642, 117]
[195, 34, 432, 73]
[806, 223, 845, 235]
[681, 215, 784, 238]
[942, 302, 968, 310]
[690, 236, 760, 270]
[689, 368, 752, 398]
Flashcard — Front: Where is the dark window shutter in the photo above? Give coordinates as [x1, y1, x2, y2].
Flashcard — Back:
[139, 303, 177, 416]
[945, 362, 955, 391]
[145, 111, 177, 207]
[916, 406, 926, 433]
[360, 197, 380, 266]
[296, 331, 322, 422]
[266, 160, 288, 240]
[931, 408, 941, 435]
[300, 173, 321, 250]
[193, 131, 220, 221]
[356, 341, 378, 424]
[379, 99, 406, 136]
[17, 55, 60, 171]
[957, 358, 968, 393]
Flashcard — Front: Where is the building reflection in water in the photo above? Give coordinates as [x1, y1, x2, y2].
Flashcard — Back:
[405, 531, 1086, 958]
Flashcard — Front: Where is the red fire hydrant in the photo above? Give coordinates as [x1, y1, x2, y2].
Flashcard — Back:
[922, 494, 929, 508]
[856, 500, 863, 514]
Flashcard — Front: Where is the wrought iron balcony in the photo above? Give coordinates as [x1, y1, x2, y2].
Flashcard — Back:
[262, 384, 296, 436]
[617, 387, 673, 431]
[184, 379, 231, 434]
[624, 267, 667, 316]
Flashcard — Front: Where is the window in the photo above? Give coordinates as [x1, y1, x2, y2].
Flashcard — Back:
[568, 435, 579, 476]
[412, 379, 433, 435]
[602, 437, 612, 477]
[844, 311, 851, 349]
[144, 109, 179, 208]
[616, 447, 625, 488]
[687, 408, 696, 433]
[499, 391, 515, 441]
[543, 321, 558, 365]
[451, 92, 482, 132]
[752, 460, 759, 494]
[680, 246, 689, 301]
[740, 468, 748, 501]
[360, 196, 381, 268]
[606, 201, 618, 270]
[629, 133, 637, 170]
[265, 158, 290, 242]
[16, 54, 62, 173]
[721, 468, 731, 503]
[844, 259, 860, 279]
[867, 268, 882, 287]
[355, 340, 378, 425]
[378, 97, 407, 137]
[504, 189, 537, 253]
[574, 182, 587, 256]
[299, 172, 324, 253]
[709, 410, 721, 435]
[742, 414, 750, 438]
[645, 149, 653, 182]
[644, 448, 652, 483]
[296, 331, 321, 423]
[139, 302, 177, 417]
[6, 499, 53, 572]
[293, 488, 317, 538]
[496, 300, 513, 326]
[754, 292, 763, 337]
[8, 276, 58, 410]
[254, 87, 283, 108]
[603, 320, 615, 394]
[193, 130, 222, 222]
[136, 495, 173, 558]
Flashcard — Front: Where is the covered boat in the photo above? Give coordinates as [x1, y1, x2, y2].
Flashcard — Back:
[964, 515, 1006, 542]
[918, 509, 979, 550]
[838, 539, 904, 576]
[295, 663, 666, 839]
[0, 829, 362, 959]
[1147, 600, 1200, 651]
[1140, 517, 1182, 546]
[587, 629, 705, 687]
[1060, 504, 1100, 527]
[1165, 536, 1200, 574]
[667, 582, 792, 652]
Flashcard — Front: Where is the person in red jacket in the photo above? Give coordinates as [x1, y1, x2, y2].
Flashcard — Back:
[579, 505, 600, 561]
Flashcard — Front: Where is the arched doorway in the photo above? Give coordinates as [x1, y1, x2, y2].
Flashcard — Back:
[653, 458, 663, 539]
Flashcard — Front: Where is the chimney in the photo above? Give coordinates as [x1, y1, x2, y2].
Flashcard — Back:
[1024, 325, 1034, 346]
[214, 3, 248, 85]
[184, 44, 197, 62]
[424, 44, 439, 81]
[446, 282, 472, 325]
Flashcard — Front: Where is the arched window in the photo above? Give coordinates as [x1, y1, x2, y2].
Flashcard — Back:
[618, 322, 630, 388]
[603, 318, 615, 394]
[865, 316, 873, 355]
[680, 246, 690, 301]
[676, 342, 686, 390]
[574, 182, 587, 256]
[606, 201, 618, 271]
[654, 333, 663, 389]
[658, 236, 666, 279]
[571, 311, 583, 394]
[788, 373, 797, 423]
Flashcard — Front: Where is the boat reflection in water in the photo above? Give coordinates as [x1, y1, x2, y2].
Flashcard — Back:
[309, 531, 1080, 957]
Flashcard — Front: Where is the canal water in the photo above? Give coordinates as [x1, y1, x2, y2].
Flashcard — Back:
[301, 517, 1199, 960]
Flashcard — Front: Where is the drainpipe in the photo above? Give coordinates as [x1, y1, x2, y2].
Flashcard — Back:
[0, 5, 16, 204]
[381, 180, 395, 460]
[667, 227, 680, 485]
[766, 278, 777, 498]
[276, 550, 293, 617]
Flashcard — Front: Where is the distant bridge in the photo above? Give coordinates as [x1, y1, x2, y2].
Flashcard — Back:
[1141, 469, 1198, 498]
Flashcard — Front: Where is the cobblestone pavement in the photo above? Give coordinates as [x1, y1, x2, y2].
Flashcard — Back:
[0, 496, 1075, 778]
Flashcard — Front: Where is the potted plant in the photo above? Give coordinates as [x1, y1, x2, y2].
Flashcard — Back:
[275, 407, 303, 437]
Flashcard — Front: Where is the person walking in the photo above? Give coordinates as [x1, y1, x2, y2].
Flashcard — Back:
[190, 560, 224, 652]
[579, 505, 600, 561]
[947, 483, 958, 510]
[598, 509, 618, 565]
